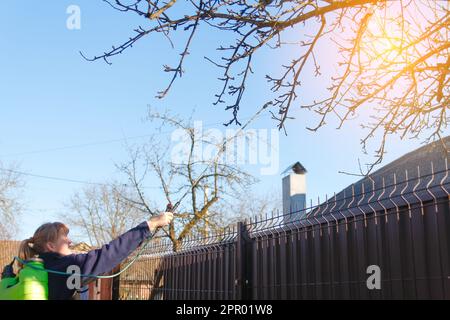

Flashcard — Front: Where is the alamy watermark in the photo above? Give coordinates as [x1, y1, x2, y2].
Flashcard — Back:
[66, 265, 81, 290]
[366, 265, 381, 290]
[171, 121, 280, 175]
[66, 5, 81, 30]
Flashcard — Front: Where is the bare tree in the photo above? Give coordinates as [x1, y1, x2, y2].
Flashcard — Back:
[117, 109, 257, 251]
[65, 182, 148, 247]
[82, 0, 449, 173]
[0, 163, 23, 240]
[209, 187, 282, 227]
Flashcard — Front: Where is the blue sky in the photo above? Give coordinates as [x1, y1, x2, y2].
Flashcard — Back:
[1, 1, 448, 240]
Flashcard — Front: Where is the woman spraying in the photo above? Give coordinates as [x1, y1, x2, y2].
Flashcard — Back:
[16, 210, 173, 300]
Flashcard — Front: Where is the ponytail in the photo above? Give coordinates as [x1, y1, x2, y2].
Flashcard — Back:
[18, 237, 38, 268]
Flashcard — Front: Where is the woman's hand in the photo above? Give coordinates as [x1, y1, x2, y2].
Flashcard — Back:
[147, 212, 174, 232]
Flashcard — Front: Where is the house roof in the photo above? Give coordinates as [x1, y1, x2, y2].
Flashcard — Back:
[69, 242, 93, 253]
[305, 136, 450, 220]
[281, 162, 307, 175]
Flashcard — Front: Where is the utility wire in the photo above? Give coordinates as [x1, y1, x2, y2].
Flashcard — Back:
[0, 167, 161, 189]
[0, 117, 255, 158]
[0, 114, 265, 190]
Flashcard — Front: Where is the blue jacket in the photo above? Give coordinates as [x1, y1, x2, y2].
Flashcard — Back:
[39, 221, 152, 300]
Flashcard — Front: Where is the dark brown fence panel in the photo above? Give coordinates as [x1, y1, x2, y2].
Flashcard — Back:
[112, 165, 450, 300]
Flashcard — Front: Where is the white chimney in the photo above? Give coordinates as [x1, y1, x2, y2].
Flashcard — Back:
[282, 162, 307, 223]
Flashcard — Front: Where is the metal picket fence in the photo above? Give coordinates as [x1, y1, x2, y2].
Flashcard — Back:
[114, 158, 450, 299]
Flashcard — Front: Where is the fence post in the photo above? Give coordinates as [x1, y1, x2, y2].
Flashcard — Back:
[235, 221, 253, 300]
[111, 264, 121, 300]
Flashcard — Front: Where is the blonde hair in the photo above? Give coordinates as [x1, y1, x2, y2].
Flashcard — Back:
[18, 222, 69, 268]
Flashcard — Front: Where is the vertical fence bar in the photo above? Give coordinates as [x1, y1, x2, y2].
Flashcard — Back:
[235, 221, 252, 300]
[279, 229, 288, 299]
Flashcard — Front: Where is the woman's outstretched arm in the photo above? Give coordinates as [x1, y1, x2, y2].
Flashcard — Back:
[66, 212, 173, 276]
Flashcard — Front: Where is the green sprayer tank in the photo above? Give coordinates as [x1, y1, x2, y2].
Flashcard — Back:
[0, 257, 48, 300]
